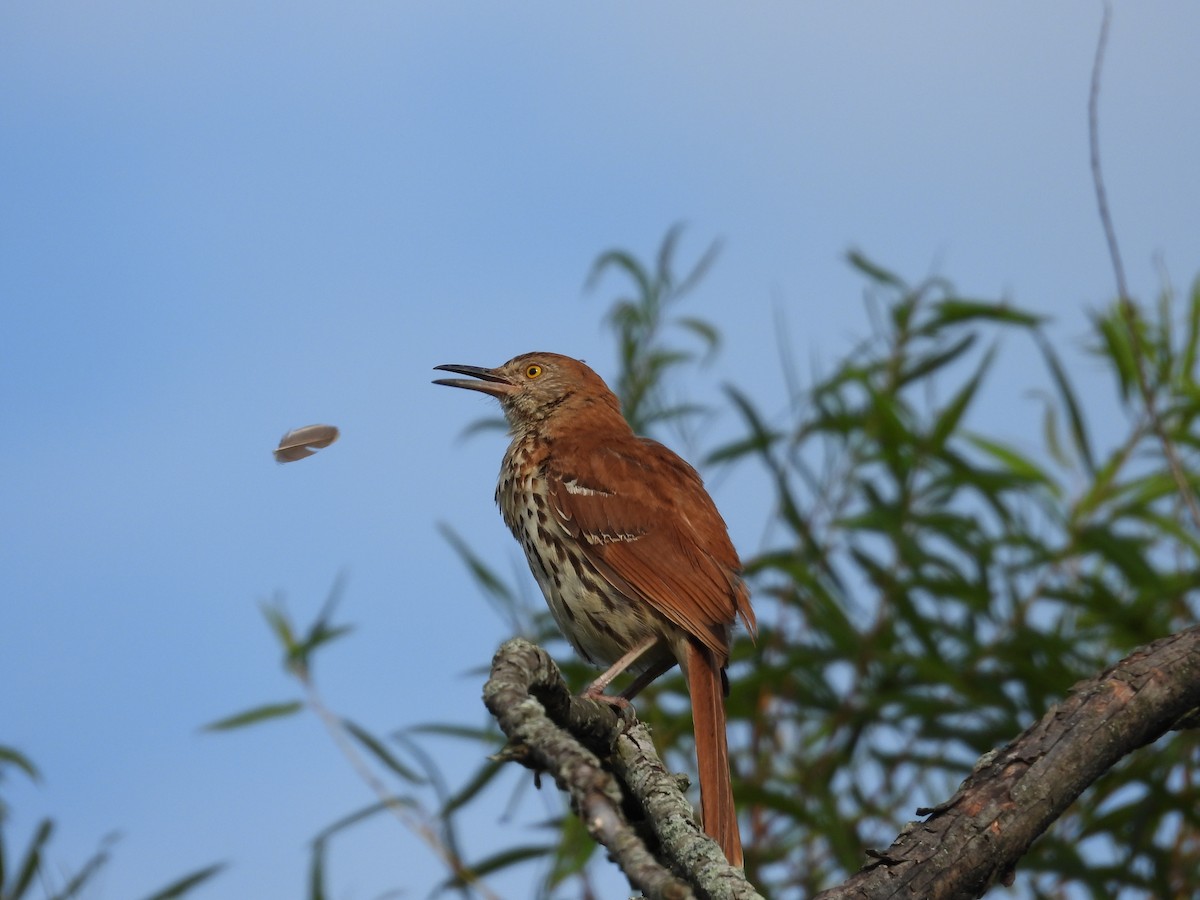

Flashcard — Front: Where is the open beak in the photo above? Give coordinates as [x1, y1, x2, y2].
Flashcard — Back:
[433, 363, 518, 398]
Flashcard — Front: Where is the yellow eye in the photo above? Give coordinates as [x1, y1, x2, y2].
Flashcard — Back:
[525, 364, 543, 379]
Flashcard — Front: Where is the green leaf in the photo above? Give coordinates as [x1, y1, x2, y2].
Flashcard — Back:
[137, 863, 226, 900]
[897, 333, 977, 387]
[1180, 277, 1200, 387]
[296, 623, 353, 664]
[457, 416, 508, 440]
[404, 723, 504, 745]
[259, 598, 297, 654]
[963, 434, 1054, 486]
[677, 315, 721, 356]
[928, 298, 1045, 328]
[203, 700, 303, 732]
[296, 576, 353, 666]
[341, 719, 424, 783]
[46, 832, 116, 900]
[1091, 305, 1139, 403]
[846, 250, 906, 289]
[0, 745, 40, 782]
[444, 845, 552, 886]
[311, 800, 406, 845]
[544, 812, 597, 890]
[10, 819, 53, 900]
[308, 839, 327, 900]
[1075, 524, 1158, 585]
[1037, 332, 1096, 474]
[927, 347, 994, 451]
[442, 758, 505, 817]
[709, 385, 781, 465]
[438, 524, 522, 630]
[585, 249, 651, 304]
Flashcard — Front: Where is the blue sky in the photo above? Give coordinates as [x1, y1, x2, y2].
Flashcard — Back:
[2, 3, 1198, 897]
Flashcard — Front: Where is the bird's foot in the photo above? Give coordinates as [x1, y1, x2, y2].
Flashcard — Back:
[580, 685, 634, 712]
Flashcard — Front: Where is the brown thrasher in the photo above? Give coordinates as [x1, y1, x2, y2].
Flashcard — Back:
[435, 351, 755, 866]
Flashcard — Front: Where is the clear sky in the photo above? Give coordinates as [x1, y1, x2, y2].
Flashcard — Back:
[3, 3, 1198, 898]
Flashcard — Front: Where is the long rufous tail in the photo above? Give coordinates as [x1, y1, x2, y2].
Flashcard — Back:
[686, 641, 743, 867]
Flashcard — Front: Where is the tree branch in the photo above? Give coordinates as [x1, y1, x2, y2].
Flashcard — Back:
[482, 638, 763, 900]
[484, 627, 1200, 899]
[815, 624, 1200, 899]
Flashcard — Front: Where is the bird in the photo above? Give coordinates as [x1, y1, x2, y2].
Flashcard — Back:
[434, 351, 755, 866]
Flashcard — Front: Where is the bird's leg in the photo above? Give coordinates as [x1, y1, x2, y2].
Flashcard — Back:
[619, 657, 675, 701]
[582, 636, 663, 708]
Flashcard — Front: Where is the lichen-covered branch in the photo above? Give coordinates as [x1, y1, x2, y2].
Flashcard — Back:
[481, 638, 763, 900]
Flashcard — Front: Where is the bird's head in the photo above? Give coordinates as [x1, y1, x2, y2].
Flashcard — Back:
[434, 352, 622, 431]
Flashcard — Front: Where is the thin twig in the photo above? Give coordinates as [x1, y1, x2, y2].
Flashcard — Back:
[1088, 1, 1200, 530]
[1089, 3, 1128, 305]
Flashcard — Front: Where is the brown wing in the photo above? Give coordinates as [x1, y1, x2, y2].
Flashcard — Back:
[546, 434, 754, 659]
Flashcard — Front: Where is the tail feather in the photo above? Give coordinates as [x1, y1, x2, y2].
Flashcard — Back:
[686, 641, 743, 867]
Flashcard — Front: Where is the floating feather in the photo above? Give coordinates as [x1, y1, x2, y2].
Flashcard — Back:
[274, 424, 340, 463]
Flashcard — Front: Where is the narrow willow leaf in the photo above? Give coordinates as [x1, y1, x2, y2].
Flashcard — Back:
[928, 298, 1045, 328]
[1075, 524, 1157, 585]
[341, 719, 424, 783]
[274, 424, 339, 463]
[408, 724, 506, 744]
[585, 248, 651, 301]
[11, 819, 54, 900]
[298, 622, 353, 661]
[259, 599, 297, 653]
[320, 801, 417, 848]
[138, 863, 226, 900]
[1034, 393, 1071, 469]
[672, 236, 723, 300]
[203, 701, 303, 732]
[963, 434, 1053, 485]
[458, 416, 508, 439]
[308, 840, 327, 900]
[846, 250, 905, 288]
[439, 523, 518, 621]
[48, 833, 115, 900]
[654, 221, 686, 294]
[443, 845, 552, 886]
[709, 386, 781, 465]
[442, 758, 505, 816]
[928, 347, 994, 451]
[897, 333, 977, 387]
[544, 813, 598, 890]
[1095, 309, 1138, 403]
[1182, 277, 1200, 387]
[0, 745, 41, 782]
[1037, 332, 1096, 474]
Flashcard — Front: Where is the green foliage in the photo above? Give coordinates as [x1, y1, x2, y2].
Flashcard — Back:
[433, 241, 1200, 898]
[712, 259, 1200, 898]
[585, 224, 722, 437]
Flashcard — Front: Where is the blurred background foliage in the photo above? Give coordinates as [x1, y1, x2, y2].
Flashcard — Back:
[5, 232, 1198, 899]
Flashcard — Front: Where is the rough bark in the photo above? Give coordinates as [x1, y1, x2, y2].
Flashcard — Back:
[815, 625, 1200, 899]
[482, 626, 1200, 899]
[482, 638, 762, 900]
